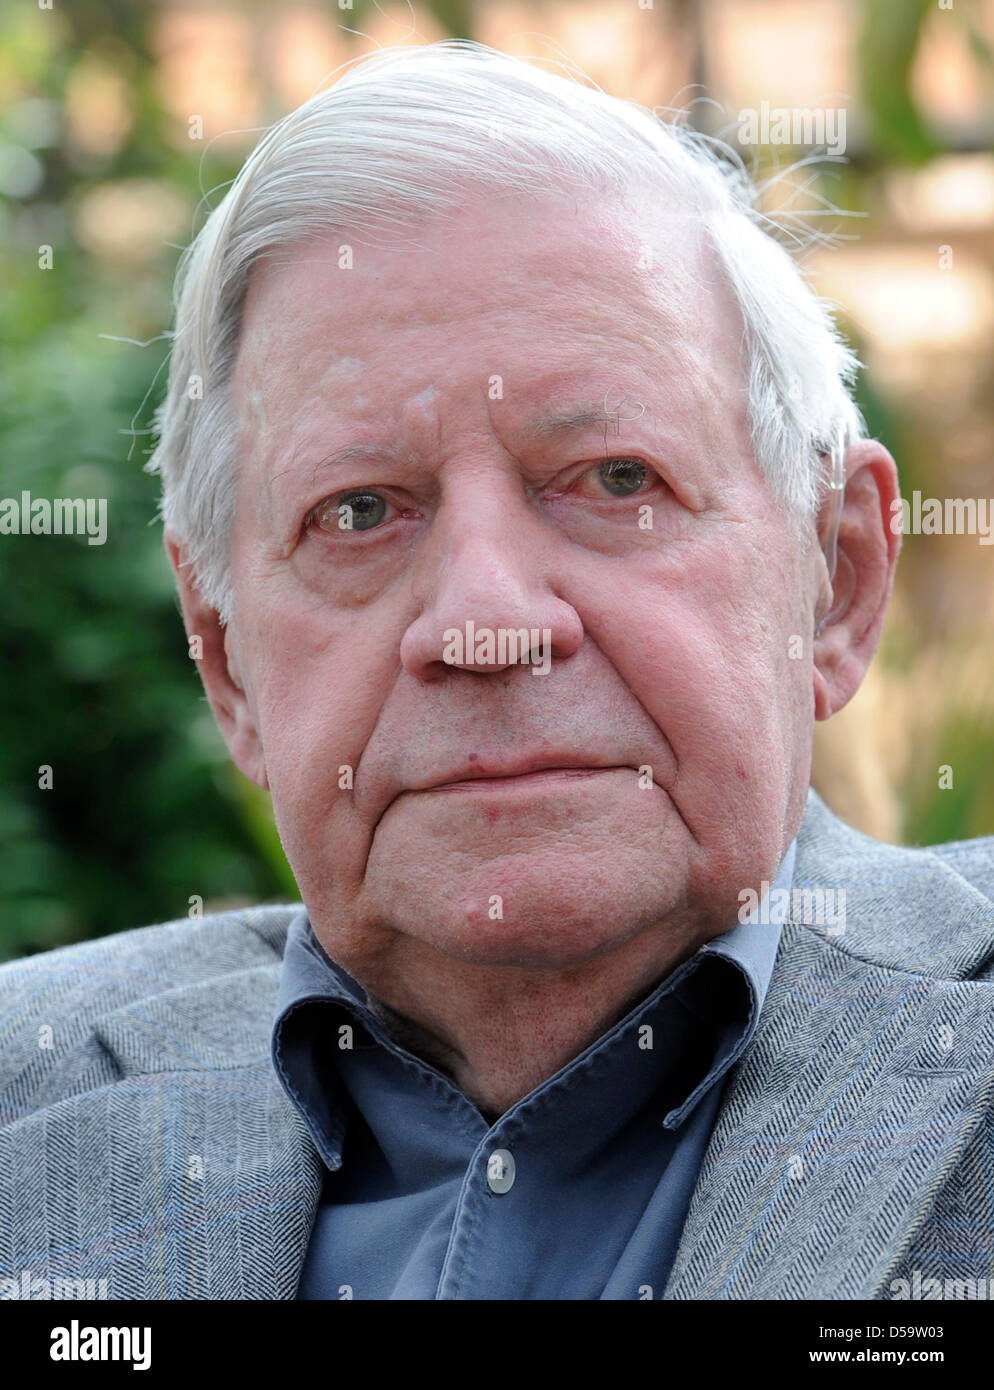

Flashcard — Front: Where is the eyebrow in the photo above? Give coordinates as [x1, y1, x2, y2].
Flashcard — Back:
[266, 442, 402, 502]
[302, 442, 403, 476]
[283, 401, 650, 484]
[530, 403, 646, 436]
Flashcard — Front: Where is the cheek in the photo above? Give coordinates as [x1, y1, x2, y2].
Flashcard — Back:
[240, 600, 392, 808]
[579, 541, 812, 779]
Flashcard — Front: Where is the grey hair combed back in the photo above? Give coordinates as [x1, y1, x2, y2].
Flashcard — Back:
[147, 38, 864, 623]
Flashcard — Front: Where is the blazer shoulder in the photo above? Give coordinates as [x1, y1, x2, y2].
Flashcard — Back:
[927, 832, 994, 900]
[0, 904, 300, 1119]
[796, 790, 994, 979]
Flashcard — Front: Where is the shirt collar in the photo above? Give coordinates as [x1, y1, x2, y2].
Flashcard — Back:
[701, 835, 796, 1003]
[660, 835, 796, 1127]
[272, 840, 796, 1168]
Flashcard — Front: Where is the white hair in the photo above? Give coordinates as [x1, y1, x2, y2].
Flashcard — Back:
[147, 38, 864, 623]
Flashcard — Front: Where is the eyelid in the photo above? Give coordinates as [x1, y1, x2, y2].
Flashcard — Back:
[551, 454, 664, 497]
[307, 487, 398, 534]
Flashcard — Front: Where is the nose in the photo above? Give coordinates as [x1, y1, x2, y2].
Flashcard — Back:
[399, 475, 584, 682]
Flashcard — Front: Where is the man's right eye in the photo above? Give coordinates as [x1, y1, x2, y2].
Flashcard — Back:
[312, 491, 394, 533]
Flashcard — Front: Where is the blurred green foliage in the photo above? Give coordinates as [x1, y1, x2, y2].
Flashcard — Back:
[858, 0, 938, 164]
[0, 1, 302, 960]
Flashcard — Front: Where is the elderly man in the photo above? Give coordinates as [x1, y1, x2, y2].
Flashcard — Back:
[2, 40, 992, 1304]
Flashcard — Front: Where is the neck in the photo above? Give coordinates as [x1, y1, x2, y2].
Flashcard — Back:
[336, 913, 715, 1118]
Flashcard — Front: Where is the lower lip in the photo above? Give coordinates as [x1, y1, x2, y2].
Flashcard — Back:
[430, 769, 608, 793]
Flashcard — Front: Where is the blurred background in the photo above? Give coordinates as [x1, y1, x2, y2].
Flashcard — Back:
[1, 0, 992, 960]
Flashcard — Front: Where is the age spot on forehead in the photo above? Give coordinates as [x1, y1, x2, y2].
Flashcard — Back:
[397, 385, 443, 452]
[314, 352, 364, 389]
[316, 355, 368, 410]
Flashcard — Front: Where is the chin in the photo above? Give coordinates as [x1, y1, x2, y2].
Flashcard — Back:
[382, 873, 679, 971]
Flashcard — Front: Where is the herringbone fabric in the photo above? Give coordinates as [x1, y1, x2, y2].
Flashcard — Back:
[1, 791, 992, 1299]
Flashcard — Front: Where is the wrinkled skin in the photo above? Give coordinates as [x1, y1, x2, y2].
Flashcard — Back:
[169, 190, 900, 1117]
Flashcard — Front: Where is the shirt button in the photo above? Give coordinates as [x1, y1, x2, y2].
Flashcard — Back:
[486, 1148, 515, 1194]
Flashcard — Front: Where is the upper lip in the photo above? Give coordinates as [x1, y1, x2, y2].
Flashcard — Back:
[411, 755, 620, 792]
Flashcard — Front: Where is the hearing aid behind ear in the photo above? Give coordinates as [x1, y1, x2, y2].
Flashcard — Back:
[815, 427, 847, 637]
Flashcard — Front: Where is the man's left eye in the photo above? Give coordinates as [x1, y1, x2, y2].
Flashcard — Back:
[584, 458, 650, 497]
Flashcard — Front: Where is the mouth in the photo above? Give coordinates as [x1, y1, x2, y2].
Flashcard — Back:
[427, 766, 612, 793]
[412, 753, 631, 797]
[371, 757, 655, 835]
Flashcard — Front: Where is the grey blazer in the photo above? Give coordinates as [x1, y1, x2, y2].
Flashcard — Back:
[2, 789, 992, 1300]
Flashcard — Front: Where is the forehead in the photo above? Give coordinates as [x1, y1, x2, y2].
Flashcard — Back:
[231, 189, 746, 453]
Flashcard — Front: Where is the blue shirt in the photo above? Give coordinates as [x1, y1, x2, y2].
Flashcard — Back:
[272, 841, 795, 1300]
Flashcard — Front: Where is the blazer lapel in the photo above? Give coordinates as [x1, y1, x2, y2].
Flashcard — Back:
[665, 795, 994, 1300]
[91, 964, 324, 1299]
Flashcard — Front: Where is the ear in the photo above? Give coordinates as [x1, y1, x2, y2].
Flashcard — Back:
[165, 531, 269, 790]
[812, 439, 901, 721]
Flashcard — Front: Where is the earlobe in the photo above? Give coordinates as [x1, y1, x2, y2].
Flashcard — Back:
[812, 439, 901, 721]
[223, 628, 246, 694]
[164, 533, 269, 789]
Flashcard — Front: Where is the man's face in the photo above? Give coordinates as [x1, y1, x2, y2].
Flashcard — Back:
[221, 189, 820, 975]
